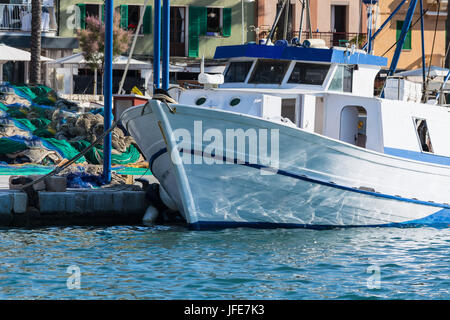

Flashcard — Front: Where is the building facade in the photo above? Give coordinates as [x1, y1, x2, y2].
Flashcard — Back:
[256, 0, 367, 48]
[0, 0, 78, 85]
[58, 0, 255, 60]
[372, 0, 447, 71]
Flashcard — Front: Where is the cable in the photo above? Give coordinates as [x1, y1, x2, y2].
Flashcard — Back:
[381, 7, 430, 57]
[19, 112, 123, 190]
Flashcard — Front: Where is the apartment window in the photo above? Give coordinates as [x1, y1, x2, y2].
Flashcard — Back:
[288, 63, 330, 85]
[414, 118, 434, 153]
[396, 20, 412, 50]
[206, 8, 221, 34]
[127, 5, 140, 31]
[188, 7, 232, 57]
[85, 4, 101, 18]
[116, 5, 152, 34]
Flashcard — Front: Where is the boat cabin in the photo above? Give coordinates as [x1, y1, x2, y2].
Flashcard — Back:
[215, 43, 385, 97]
[178, 43, 450, 163]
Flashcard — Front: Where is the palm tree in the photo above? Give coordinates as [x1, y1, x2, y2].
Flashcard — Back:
[29, 0, 42, 84]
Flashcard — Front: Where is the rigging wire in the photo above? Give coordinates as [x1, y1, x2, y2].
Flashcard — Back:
[381, 7, 430, 57]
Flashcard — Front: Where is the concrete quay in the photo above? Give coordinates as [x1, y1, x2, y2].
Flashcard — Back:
[0, 187, 152, 227]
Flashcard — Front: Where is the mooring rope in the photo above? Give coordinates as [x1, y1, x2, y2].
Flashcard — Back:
[19, 113, 122, 190]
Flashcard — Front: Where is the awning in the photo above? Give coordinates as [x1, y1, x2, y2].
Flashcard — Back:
[46, 53, 152, 70]
[395, 66, 450, 79]
[0, 43, 53, 62]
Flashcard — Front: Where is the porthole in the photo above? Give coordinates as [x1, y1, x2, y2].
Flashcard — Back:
[229, 97, 241, 107]
[195, 97, 207, 106]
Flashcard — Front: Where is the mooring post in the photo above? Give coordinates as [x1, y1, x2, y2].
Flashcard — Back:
[162, 0, 170, 91]
[103, 0, 113, 183]
[153, 0, 162, 92]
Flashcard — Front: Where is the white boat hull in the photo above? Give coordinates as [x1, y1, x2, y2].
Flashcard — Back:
[122, 100, 450, 230]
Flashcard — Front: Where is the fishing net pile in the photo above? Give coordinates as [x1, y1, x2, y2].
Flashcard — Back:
[0, 83, 145, 167]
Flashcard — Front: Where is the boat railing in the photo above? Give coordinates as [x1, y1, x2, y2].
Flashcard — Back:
[257, 27, 366, 49]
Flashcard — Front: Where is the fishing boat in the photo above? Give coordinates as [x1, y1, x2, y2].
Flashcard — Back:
[121, 0, 450, 230]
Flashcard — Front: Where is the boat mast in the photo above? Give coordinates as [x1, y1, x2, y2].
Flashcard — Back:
[386, 0, 418, 77]
[265, 0, 289, 44]
[283, 0, 290, 40]
[298, 0, 305, 43]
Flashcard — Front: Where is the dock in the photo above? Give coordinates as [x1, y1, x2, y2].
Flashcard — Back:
[0, 174, 160, 228]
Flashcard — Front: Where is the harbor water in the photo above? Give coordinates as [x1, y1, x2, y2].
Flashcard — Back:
[0, 225, 448, 299]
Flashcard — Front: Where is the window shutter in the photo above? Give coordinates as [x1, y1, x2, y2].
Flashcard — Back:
[199, 7, 207, 35]
[101, 4, 104, 23]
[222, 8, 232, 37]
[396, 20, 411, 50]
[143, 6, 152, 34]
[188, 7, 201, 57]
[120, 5, 128, 29]
[77, 4, 86, 29]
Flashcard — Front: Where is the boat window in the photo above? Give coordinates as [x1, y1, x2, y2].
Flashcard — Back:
[281, 99, 297, 124]
[288, 63, 330, 85]
[414, 118, 434, 153]
[329, 65, 353, 93]
[224, 61, 253, 83]
[248, 59, 290, 84]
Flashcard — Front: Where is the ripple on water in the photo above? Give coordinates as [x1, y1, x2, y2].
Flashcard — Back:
[0, 226, 448, 299]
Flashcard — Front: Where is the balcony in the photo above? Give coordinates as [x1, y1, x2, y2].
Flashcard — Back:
[257, 27, 367, 49]
[0, 3, 57, 33]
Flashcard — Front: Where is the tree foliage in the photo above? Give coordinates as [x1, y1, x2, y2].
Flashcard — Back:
[77, 13, 132, 71]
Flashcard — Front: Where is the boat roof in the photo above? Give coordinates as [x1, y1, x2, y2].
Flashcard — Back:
[214, 44, 387, 67]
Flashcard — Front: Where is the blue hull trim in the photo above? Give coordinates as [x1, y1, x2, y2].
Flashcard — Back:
[189, 209, 450, 231]
[384, 147, 450, 167]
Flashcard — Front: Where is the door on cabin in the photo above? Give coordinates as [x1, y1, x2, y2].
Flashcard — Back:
[340, 106, 367, 148]
[171, 7, 186, 57]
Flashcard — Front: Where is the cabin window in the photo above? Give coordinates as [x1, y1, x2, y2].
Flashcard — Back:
[248, 59, 290, 84]
[288, 63, 330, 85]
[281, 99, 297, 124]
[414, 118, 434, 153]
[224, 61, 253, 83]
[329, 65, 353, 93]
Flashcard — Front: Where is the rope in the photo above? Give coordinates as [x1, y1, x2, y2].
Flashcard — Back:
[19, 114, 122, 190]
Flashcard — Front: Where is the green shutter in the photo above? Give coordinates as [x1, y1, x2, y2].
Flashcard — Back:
[199, 7, 207, 35]
[223, 8, 232, 37]
[101, 4, 104, 23]
[188, 7, 201, 57]
[143, 6, 152, 34]
[396, 20, 411, 50]
[77, 4, 86, 29]
[120, 5, 128, 29]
